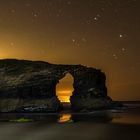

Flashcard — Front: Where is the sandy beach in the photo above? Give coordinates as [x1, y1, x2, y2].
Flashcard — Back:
[0, 105, 140, 140]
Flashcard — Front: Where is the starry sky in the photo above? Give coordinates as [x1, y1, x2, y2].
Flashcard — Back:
[0, 0, 140, 101]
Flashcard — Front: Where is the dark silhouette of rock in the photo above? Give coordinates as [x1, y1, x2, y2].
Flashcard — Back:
[0, 59, 119, 112]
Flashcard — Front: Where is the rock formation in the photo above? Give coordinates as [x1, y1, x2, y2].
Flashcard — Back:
[0, 59, 119, 112]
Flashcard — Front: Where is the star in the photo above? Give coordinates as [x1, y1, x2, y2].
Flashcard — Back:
[10, 42, 14, 47]
[119, 34, 123, 38]
[82, 38, 87, 42]
[71, 39, 81, 47]
[10, 9, 16, 13]
[93, 14, 101, 22]
[32, 12, 38, 18]
[121, 47, 126, 52]
[94, 17, 98, 21]
[72, 39, 76, 43]
[67, 1, 72, 5]
[113, 54, 118, 60]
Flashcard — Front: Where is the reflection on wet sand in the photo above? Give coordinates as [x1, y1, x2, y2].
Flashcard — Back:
[0, 107, 140, 125]
[0, 104, 140, 140]
[0, 111, 140, 140]
[58, 114, 72, 123]
[0, 112, 113, 123]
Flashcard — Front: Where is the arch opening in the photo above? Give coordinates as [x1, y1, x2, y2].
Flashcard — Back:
[56, 73, 74, 103]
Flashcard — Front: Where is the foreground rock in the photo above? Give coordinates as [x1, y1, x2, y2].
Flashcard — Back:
[0, 59, 120, 112]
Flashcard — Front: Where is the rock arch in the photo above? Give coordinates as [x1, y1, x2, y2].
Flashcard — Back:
[0, 59, 115, 113]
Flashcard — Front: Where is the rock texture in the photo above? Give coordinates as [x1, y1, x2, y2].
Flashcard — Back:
[0, 59, 117, 112]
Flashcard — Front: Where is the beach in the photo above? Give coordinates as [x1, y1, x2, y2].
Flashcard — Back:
[0, 103, 140, 140]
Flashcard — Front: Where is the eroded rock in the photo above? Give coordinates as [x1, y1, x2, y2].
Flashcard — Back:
[0, 59, 117, 112]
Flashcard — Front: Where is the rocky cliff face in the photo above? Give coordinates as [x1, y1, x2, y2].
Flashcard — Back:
[0, 59, 117, 112]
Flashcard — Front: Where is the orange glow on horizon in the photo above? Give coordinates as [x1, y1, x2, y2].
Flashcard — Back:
[57, 95, 71, 103]
[56, 73, 74, 102]
[57, 90, 72, 95]
[57, 90, 72, 102]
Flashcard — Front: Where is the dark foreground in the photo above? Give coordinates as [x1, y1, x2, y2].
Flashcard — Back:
[0, 103, 140, 140]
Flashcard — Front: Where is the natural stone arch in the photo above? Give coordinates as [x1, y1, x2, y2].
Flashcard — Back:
[0, 59, 118, 113]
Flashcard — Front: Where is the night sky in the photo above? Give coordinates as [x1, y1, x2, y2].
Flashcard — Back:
[0, 0, 140, 101]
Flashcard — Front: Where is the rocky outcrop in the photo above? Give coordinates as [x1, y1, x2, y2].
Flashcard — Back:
[0, 59, 117, 112]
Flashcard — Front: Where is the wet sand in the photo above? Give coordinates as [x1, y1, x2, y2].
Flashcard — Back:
[0, 103, 140, 140]
[0, 121, 140, 140]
